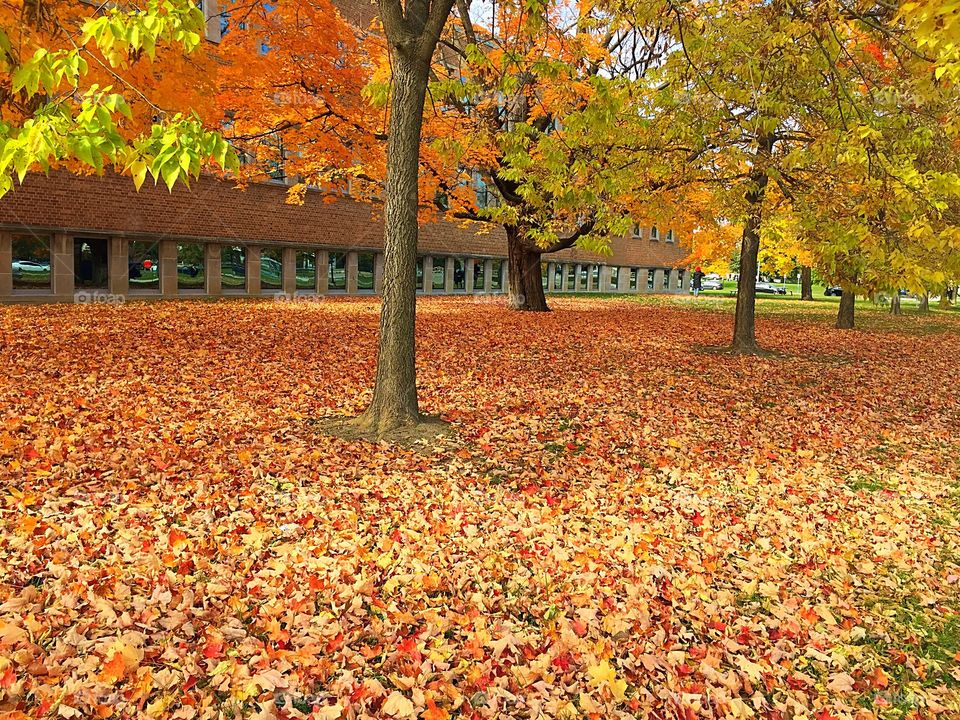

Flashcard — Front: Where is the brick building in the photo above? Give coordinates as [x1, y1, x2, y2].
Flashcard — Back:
[0, 1, 689, 304]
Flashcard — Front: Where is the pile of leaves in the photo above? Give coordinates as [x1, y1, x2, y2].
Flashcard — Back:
[1, 297, 958, 719]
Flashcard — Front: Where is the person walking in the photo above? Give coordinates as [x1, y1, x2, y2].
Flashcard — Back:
[692, 267, 705, 297]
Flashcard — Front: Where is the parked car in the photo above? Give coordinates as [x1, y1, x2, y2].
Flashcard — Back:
[12, 260, 50, 280]
[690, 278, 723, 292]
[755, 282, 786, 295]
[824, 286, 843, 296]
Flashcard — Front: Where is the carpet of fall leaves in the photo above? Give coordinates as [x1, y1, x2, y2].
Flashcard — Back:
[1, 296, 959, 720]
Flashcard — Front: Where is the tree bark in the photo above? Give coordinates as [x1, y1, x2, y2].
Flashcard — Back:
[356, 2, 454, 436]
[918, 292, 929, 313]
[889, 292, 901, 315]
[731, 136, 774, 353]
[800, 266, 813, 301]
[836, 290, 855, 329]
[506, 226, 549, 311]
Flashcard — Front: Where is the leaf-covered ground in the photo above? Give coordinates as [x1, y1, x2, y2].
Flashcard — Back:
[1, 297, 959, 720]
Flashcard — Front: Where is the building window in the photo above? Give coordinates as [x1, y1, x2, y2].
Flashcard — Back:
[553, 263, 563, 289]
[222, 246, 246, 291]
[647, 269, 655, 290]
[591, 265, 600, 290]
[665, 229, 675, 243]
[677, 269, 685, 288]
[177, 243, 205, 291]
[608, 266, 619, 291]
[12, 235, 51, 291]
[566, 264, 576, 289]
[296, 251, 316, 291]
[261, 247, 283, 291]
[579, 264, 588, 288]
[662, 270, 670, 290]
[630, 268, 639, 290]
[453, 258, 466, 290]
[129, 241, 160, 292]
[632, 224, 642, 238]
[541, 262, 549, 289]
[650, 226, 659, 241]
[491, 260, 503, 290]
[433, 257, 447, 291]
[357, 252, 375, 291]
[328, 252, 346, 291]
[416, 257, 424, 291]
[74, 239, 109, 289]
[474, 259, 485, 291]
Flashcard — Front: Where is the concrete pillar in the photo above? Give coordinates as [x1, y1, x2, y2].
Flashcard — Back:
[159, 240, 177, 298]
[444, 257, 455, 294]
[281, 247, 296, 296]
[500, 259, 508, 293]
[0, 232, 11, 299]
[668, 268, 679, 292]
[680, 269, 691, 292]
[573, 264, 582, 292]
[421, 256, 433, 294]
[52, 233, 73, 300]
[246, 246, 261, 296]
[205, 244, 221, 296]
[346, 251, 358, 294]
[316, 250, 329, 294]
[483, 259, 493, 293]
[108, 237, 128, 296]
[559, 264, 569, 292]
[546, 262, 555, 292]
[653, 268, 665, 293]
[618, 267, 631, 293]
[464, 258, 475, 294]
[599, 265, 611, 293]
[586, 265, 595, 292]
[374, 253, 385, 294]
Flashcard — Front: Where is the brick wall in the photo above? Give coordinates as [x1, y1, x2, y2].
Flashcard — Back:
[0, 170, 688, 269]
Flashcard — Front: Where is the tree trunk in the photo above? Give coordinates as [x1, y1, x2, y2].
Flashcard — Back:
[731, 135, 773, 353]
[889, 292, 901, 315]
[836, 290, 855, 329]
[355, 49, 430, 435]
[800, 266, 813, 301]
[506, 226, 549, 311]
[919, 292, 929, 313]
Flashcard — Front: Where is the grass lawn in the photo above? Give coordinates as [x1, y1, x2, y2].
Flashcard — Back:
[1, 296, 958, 719]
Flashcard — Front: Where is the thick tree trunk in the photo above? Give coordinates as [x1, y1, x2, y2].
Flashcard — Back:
[836, 291, 855, 329]
[919, 292, 929, 313]
[731, 135, 773, 353]
[356, 51, 430, 435]
[800, 266, 813, 301]
[889, 292, 901, 315]
[506, 226, 549, 312]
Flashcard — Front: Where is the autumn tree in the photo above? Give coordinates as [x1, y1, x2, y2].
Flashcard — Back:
[658, 0, 960, 348]
[409, 2, 677, 312]
[0, 0, 235, 196]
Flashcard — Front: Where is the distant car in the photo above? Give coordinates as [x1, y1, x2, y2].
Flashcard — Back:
[755, 282, 787, 295]
[177, 264, 201, 277]
[690, 278, 723, 292]
[824, 286, 843, 296]
[12, 260, 50, 280]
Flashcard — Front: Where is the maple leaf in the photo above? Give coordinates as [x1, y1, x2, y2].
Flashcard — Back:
[98, 652, 127, 684]
[382, 691, 416, 718]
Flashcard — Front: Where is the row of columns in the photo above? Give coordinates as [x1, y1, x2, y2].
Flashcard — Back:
[0, 233, 688, 301]
[0, 234, 514, 301]
[543, 262, 688, 294]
